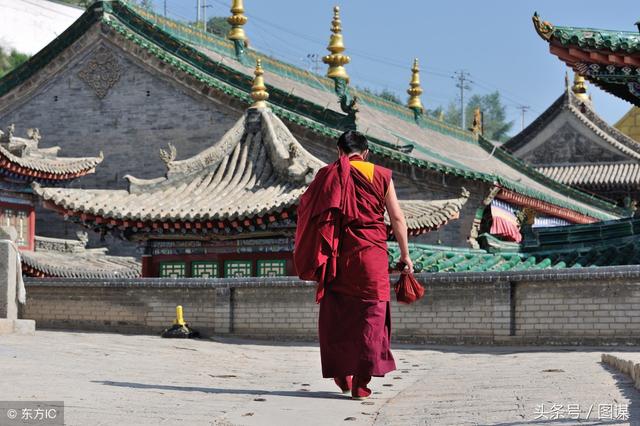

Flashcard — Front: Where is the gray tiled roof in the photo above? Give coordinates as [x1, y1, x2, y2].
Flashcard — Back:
[390, 189, 469, 233]
[0, 126, 103, 179]
[33, 108, 468, 232]
[34, 108, 323, 222]
[537, 163, 640, 188]
[21, 235, 140, 278]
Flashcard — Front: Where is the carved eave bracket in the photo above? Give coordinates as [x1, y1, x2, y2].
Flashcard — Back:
[532, 12, 554, 41]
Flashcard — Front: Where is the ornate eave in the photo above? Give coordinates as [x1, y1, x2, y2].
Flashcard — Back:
[533, 13, 640, 106]
[496, 188, 597, 225]
[0, 127, 103, 182]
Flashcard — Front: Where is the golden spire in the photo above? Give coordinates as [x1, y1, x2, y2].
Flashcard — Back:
[322, 6, 351, 82]
[572, 72, 590, 102]
[227, 0, 248, 42]
[407, 58, 424, 113]
[251, 59, 269, 109]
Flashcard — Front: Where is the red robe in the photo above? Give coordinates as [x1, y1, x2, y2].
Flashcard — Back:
[294, 154, 396, 378]
[294, 154, 391, 301]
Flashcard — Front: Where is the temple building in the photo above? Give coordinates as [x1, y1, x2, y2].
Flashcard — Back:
[0, 1, 630, 271]
[502, 74, 640, 206]
[34, 62, 471, 277]
[0, 123, 139, 277]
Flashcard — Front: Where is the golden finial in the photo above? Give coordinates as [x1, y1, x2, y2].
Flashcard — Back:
[251, 59, 269, 109]
[572, 72, 590, 102]
[227, 0, 248, 42]
[407, 58, 424, 113]
[322, 6, 351, 82]
[470, 108, 483, 136]
[532, 12, 554, 41]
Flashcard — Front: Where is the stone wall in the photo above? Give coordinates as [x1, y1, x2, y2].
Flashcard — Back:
[21, 266, 640, 345]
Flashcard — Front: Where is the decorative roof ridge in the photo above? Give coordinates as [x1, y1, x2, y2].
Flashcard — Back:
[33, 234, 87, 253]
[505, 86, 640, 159]
[502, 92, 567, 152]
[163, 114, 247, 178]
[568, 90, 640, 155]
[125, 109, 323, 195]
[261, 109, 325, 181]
[533, 13, 640, 53]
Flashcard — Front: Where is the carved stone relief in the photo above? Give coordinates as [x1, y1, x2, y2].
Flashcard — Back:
[77, 46, 122, 99]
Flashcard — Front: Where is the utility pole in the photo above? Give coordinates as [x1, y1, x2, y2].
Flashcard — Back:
[196, 0, 201, 29]
[453, 71, 472, 129]
[163, 0, 167, 17]
[306, 54, 322, 74]
[517, 105, 530, 130]
[202, 0, 207, 30]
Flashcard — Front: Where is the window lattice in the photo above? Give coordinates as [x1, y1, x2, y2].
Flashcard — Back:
[191, 261, 219, 278]
[257, 259, 286, 277]
[159, 262, 186, 278]
[224, 260, 252, 278]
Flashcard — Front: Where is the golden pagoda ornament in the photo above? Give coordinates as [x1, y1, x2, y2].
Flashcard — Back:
[407, 58, 424, 115]
[322, 6, 351, 82]
[227, 0, 248, 42]
[251, 59, 269, 109]
[572, 72, 590, 103]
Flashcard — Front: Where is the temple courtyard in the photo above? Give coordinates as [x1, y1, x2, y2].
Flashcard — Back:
[0, 331, 638, 425]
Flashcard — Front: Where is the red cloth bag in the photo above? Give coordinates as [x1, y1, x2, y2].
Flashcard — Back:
[394, 273, 425, 304]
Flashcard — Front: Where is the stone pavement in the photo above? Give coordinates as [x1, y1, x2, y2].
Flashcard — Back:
[1, 331, 640, 425]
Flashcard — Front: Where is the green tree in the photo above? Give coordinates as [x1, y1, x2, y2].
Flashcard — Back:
[358, 87, 402, 105]
[433, 92, 513, 141]
[206, 17, 232, 37]
[0, 48, 30, 78]
[464, 91, 513, 142]
[443, 100, 462, 127]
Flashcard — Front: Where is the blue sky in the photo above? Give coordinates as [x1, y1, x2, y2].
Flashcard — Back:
[150, 0, 637, 135]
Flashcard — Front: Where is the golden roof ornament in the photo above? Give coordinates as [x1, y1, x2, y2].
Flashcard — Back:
[322, 6, 351, 82]
[227, 0, 248, 42]
[470, 108, 483, 136]
[251, 59, 269, 109]
[572, 72, 590, 103]
[407, 58, 424, 114]
[532, 12, 554, 41]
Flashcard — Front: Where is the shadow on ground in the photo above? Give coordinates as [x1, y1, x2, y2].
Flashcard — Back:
[92, 380, 346, 400]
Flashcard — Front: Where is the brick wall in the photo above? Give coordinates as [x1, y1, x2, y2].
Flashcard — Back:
[21, 266, 640, 345]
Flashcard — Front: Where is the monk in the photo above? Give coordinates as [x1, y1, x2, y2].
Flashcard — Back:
[294, 130, 413, 400]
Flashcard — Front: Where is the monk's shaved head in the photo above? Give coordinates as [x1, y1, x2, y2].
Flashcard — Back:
[337, 130, 369, 154]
